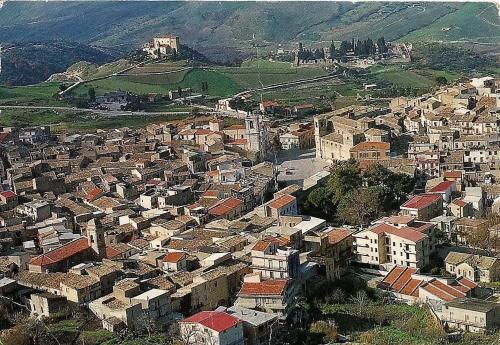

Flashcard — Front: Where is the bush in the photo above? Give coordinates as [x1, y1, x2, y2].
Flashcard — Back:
[430, 267, 440, 275]
[310, 320, 338, 343]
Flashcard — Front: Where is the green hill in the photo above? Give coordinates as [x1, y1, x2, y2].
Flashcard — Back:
[0, 42, 117, 86]
[0, 2, 497, 50]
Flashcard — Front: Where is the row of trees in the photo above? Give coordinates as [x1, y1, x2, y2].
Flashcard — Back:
[330, 37, 388, 59]
[304, 161, 415, 226]
[297, 48, 326, 61]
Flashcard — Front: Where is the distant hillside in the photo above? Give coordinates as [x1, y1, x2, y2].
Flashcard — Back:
[0, 2, 498, 50]
[0, 2, 498, 86]
[0, 42, 117, 86]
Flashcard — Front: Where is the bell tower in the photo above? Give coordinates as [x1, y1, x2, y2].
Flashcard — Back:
[87, 218, 106, 259]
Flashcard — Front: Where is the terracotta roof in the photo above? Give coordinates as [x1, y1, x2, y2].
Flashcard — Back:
[444, 170, 462, 179]
[429, 181, 454, 193]
[457, 276, 478, 289]
[195, 129, 212, 135]
[86, 187, 103, 202]
[380, 266, 476, 302]
[239, 279, 289, 296]
[327, 229, 353, 245]
[370, 223, 426, 242]
[105, 243, 132, 259]
[208, 198, 243, 217]
[452, 198, 468, 207]
[350, 141, 390, 152]
[0, 191, 16, 199]
[268, 194, 296, 209]
[30, 237, 90, 267]
[201, 190, 221, 199]
[163, 252, 186, 263]
[251, 236, 288, 251]
[181, 311, 239, 333]
[401, 193, 441, 210]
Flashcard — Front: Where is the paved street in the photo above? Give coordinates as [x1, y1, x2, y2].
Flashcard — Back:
[276, 148, 330, 186]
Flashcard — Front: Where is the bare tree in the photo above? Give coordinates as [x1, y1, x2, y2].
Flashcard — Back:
[138, 309, 157, 340]
[329, 288, 346, 304]
[349, 290, 370, 315]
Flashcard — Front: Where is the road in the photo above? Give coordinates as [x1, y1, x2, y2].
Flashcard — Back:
[0, 105, 219, 117]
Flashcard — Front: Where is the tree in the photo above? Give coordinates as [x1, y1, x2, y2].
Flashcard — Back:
[329, 41, 336, 59]
[328, 160, 362, 204]
[88, 87, 96, 102]
[337, 187, 383, 227]
[305, 186, 335, 220]
[435, 76, 448, 86]
[329, 288, 346, 304]
[327, 93, 337, 110]
[349, 290, 370, 315]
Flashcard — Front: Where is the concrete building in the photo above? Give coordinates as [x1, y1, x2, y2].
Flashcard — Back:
[400, 194, 443, 221]
[440, 299, 500, 333]
[445, 252, 500, 283]
[354, 222, 431, 269]
[179, 311, 245, 345]
[251, 237, 300, 279]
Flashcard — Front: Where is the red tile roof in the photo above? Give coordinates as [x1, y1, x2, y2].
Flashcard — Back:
[30, 237, 90, 267]
[105, 243, 132, 259]
[457, 276, 478, 289]
[201, 190, 221, 199]
[401, 193, 441, 210]
[429, 181, 454, 193]
[195, 129, 212, 135]
[0, 191, 16, 199]
[86, 187, 103, 202]
[452, 199, 468, 207]
[268, 194, 296, 209]
[252, 236, 288, 251]
[181, 311, 239, 333]
[380, 266, 476, 302]
[444, 171, 462, 179]
[350, 141, 390, 152]
[164, 252, 186, 263]
[208, 197, 243, 217]
[327, 229, 353, 245]
[420, 282, 456, 302]
[239, 279, 289, 296]
[370, 223, 426, 242]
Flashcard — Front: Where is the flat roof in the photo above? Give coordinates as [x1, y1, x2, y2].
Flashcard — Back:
[133, 288, 168, 300]
[446, 299, 499, 313]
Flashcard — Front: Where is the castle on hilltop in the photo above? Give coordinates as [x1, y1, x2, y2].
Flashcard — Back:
[143, 35, 180, 58]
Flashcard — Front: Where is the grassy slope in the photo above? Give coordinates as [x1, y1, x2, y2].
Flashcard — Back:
[0, 83, 64, 106]
[369, 65, 461, 89]
[0, 2, 490, 49]
[400, 3, 500, 44]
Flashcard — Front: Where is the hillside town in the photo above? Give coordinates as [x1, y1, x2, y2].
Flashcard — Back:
[0, 74, 500, 344]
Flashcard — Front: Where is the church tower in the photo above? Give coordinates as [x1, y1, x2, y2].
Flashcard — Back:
[87, 218, 106, 259]
[245, 112, 268, 161]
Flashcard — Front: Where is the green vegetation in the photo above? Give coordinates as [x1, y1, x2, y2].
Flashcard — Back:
[0, 83, 65, 106]
[0, 2, 477, 48]
[401, 3, 500, 44]
[77, 68, 240, 97]
[0, 108, 195, 132]
[303, 161, 415, 225]
[411, 42, 498, 75]
[0, 109, 90, 127]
